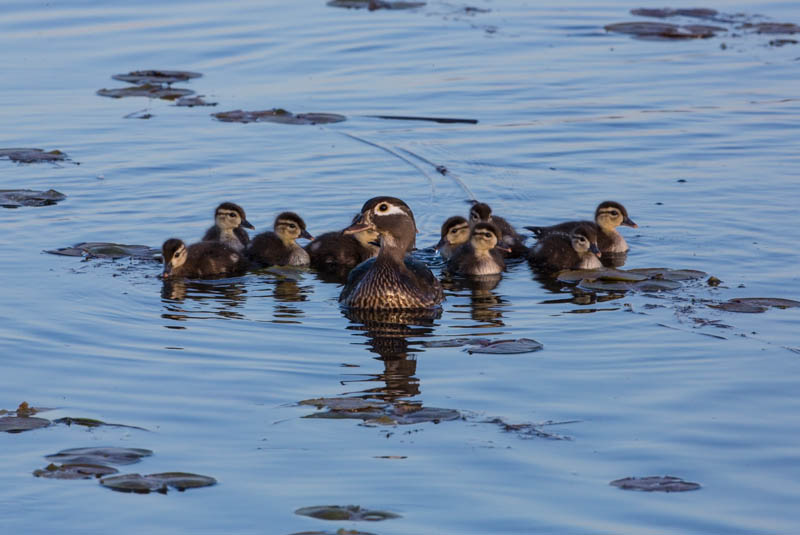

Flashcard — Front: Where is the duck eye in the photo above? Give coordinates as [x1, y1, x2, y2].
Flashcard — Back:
[228, 213, 237, 218]
[610, 210, 619, 216]
[378, 203, 389, 212]
[289, 224, 296, 229]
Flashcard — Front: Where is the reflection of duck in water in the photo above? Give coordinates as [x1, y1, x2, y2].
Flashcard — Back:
[435, 216, 469, 261]
[528, 223, 602, 272]
[447, 222, 509, 276]
[339, 197, 443, 310]
[202, 202, 254, 253]
[249, 212, 313, 267]
[161, 238, 246, 279]
[468, 201, 528, 258]
[306, 214, 379, 277]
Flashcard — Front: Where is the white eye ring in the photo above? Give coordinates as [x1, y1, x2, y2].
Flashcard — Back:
[374, 203, 406, 216]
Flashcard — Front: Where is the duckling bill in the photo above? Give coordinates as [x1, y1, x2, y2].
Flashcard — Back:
[249, 212, 313, 267]
[162, 238, 247, 279]
[202, 202, 254, 252]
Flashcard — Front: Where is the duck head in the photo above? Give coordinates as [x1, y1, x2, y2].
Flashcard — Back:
[435, 215, 470, 250]
[570, 223, 601, 257]
[161, 238, 187, 279]
[274, 212, 313, 245]
[595, 201, 636, 231]
[470, 222, 509, 253]
[344, 196, 417, 254]
[214, 202, 254, 232]
[468, 201, 493, 226]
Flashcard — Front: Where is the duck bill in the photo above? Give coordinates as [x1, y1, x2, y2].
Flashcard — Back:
[241, 219, 255, 230]
[622, 217, 637, 228]
[300, 229, 313, 240]
[590, 243, 602, 257]
[343, 216, 373, 235]
[495, 245, 512, 253]
[162, 265, 173, 279]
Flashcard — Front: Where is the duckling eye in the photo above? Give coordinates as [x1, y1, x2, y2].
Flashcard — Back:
[228, 213, 237, 218]
[610, 210, 619, 216]
[288, 224, 297, 229]
[378, 203, 389, 212]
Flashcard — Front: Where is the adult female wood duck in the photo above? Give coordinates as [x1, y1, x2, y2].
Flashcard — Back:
[248, 212, 313, 267]
[202, 202, 254, 252]
[528, 222, 602, 272]
[435, 215, 470, 261]
[339, 196, 444, 309]
[161, 238, 246, 279]
[468, 201, 528, 258]
[447, 222, 509, 276]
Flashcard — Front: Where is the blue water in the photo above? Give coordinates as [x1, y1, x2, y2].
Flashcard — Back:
[2, 1, 799, 533]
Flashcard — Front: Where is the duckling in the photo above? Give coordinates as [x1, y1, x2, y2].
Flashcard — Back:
[435, 216, 470, 261]
[468, 201, 528, 258]
[525, 201, 637, 254]
[306, 214, 379, 274]
[448, 222, 509, 276]
[528, 223, 602, 272]
[339, 196, 444, 309]
[202, 202, 254, 252]
[161, 238, 246, 279]
[249, 212, 313, 267]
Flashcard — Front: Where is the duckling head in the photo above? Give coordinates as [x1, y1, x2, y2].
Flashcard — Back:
[344, 196, 416, 252]
[348, 212, 380, 253]
[468, 201, 493, 225]
[595, 201, 636, 231]
[274, 212, 313, 245]
[214, 202, 254, 231]
[161, 238, 187, 279]
[570, 224, 601, 258]
[436, 215, 469, 250]
[470, 222, 506, 253]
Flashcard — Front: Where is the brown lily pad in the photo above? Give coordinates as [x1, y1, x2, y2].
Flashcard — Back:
[0, 148, 69, 163]
[709, 297, 800, 313]
[295, 505, 400, 521]
[53, 417, 148, 431]
[578, 278, 682, 292]
[45, 242, 159, 260]
[111, 70, 202, 85]
[97, 84, 195, 100]
[605, 21, 725, 39]
[610, 475, 701, 492]
[212, 108, 346, 125]
[100, 472, 216, 493]
[0, 416, 51, 433]
[465, 338, 544, 354]
[46, 447, 153, 466]
[631, 8, 719, 20]
[299, 398, 388, 412]
[33, 463, 118, 480]
[558, 268, 648, 283]
[174, 95, 217, 107]
[1, 189, 67, 208]
[327, 0, 425, 9]
[740, 22, 800, 34]
[626, 268, 707, 281]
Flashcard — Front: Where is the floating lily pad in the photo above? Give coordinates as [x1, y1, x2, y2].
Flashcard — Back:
[99, 472, 216, 493]
[1, 189, 67, 208]
[33, 463, 118, 480]
[0, 416, 50, 433]
[631, 8, 719, 20]
[610, 475, 701, 492]
[0, 148, 69, 163]
[378, 407, 460, 425]
[327, 0, 425, 9]
[303, 400, 459, 426]
[299, 398, 388, 412]
[111, 70, 202, 85]
[557, 268, 648, 283]
[45, 242, 159, 260]
[53, 417, 148, 431]
[709, 297, 800, 313]
[465, 338, 544, 354]
[740, 22, 800, 34]
[578, 278, 682, 292]
[97, 84, 195, 100]
[421, 337, 490, 348]
[295, 505, 400, 521]
[212, 109, 346, 125]
[605, 21, 725, 39]
[46, 447, 153, 466]
[627, 268, 707, 281]
[174, 95, 217, 107]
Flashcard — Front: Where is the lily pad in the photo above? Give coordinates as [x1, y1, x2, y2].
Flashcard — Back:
[421, 337, 490, 348]
[578, 278, 682, 292]
[53, 417, 148, 431]
[610, 475, 701, 492]
[631, 8, 719, 20]
[327, 0, 425, 9]
[627, 268, 707, 281]
[465, 338, 544, 354]
[0, 148, 68, 163]
[605, 21, 725, 39]
[174, 95, 217, 107]
[33, 463, 118, 480]
[45, 242, 159, 260]
[111, 70, 202, 85]
[289, 530, 377, 535]
[212, 109, 346, 125]
[99, 472, 216, 493]
[0, 416, 50, 433]
[46, 447, 153, 466]
[557, 268, 648, 283]
[299, 398, 388, 412]
[1, 189, 67, 208]
[295, 505, 400, 521]
[740, 22, 800, 34]
[97, 84, 195, 100]
[709, 297, 800, 313]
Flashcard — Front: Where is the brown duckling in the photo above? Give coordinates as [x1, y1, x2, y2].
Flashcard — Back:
[525, 200, 637, 254]
[249, 212, 313, 267]
[202, 202, 254, 253]
[435, 215, 470, 261]
[161, 238, 246, 279]
[448, 222, 509, 276]
[528, 223, 602, 272]
[468, 201, 528, 258]
[339, 196, 444, 310]
[306, 213, 379, 274]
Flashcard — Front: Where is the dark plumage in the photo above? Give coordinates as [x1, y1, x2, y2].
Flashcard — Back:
[339, 196, 444, 309]
[161, 238, 246, 279]
[468, 201, 528, 258]
[448, 222, 508, 276]
[306, 214, 379, 275]
[249, 212, 313, 267]
[528, 223, 602, 272]
[202, 202, 254, 252]
[435, 215, 470, 261]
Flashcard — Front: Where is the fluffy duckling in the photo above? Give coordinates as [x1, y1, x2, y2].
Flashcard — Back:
[249, 212, 313, 267]
[339, 196, 444, 309]
[468, 201, 528, 258]
[525, 201, 637, 254]
[448, 222, 509, 276]
[161, 238, 246, 279]
[435, 216, 470, 261]
[202, 202, 254, 252]
[528, 223, 602, 272]
[306, 214, 379, 274]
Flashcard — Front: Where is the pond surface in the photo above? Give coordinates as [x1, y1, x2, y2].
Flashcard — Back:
[2, 0, 799, 533]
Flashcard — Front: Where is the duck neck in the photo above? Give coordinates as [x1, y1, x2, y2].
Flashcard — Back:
[376, 233, 409, 264]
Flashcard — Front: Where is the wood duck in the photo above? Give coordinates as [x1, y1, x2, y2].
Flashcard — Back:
[525, 201, 637, 254]
[249, 212, 313, 267]
[306, 213, 379, 274]
[339, 196, 444, 309]
[202, 202, 254, 252]
[435, 215, 470, 261]
[161, 238, 246, 279]
[448, 222, 509, 276]
[528, 223, 602, 272]
[468, 201, 528, 258]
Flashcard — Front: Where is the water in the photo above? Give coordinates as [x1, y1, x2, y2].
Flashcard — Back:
[2, 0, 799, 533]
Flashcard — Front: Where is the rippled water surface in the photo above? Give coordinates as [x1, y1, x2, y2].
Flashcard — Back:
[2, 1, 800, 533]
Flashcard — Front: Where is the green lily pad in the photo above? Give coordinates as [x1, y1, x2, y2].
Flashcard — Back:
[465, 338, 544, 354]
[709, 297, 800, 313]
[212, 109, 346, 125]
[111, 70, 202, 85]
[0, 416, 51, 433]
[46, 447, 153, 466]
[45, 242, 159, 260]
[295, 505, 400, 521]
[0, 148, 68, 163]
[610, 475, 701, 492]
[97, 84, 195, 100]
[33, 463, 118, 480]
[99, 472, 216, 493]
[557, 268, 648, 283]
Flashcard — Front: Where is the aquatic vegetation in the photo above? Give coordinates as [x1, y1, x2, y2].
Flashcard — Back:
[33, 463, 119, 480]
[174, 95, 217, 107]
[610, 475, 701, 492]
[300, 397, 460, 425]
[53, 417, 149, 431]
[46, 447, 154, 466]
[212, 109, 346, 125]
[483, 417, 577, 441]
[709, 297, 800, 313]
[0, 148, 69, 164]
[604, 21, 725, 39]
[0, 416, 51, 433]
[327, 0, 425, 10]
[45, 242, 160, 260]
[1, 189, 66, 208]
[464, 338, 543, 354]
[294, 505, 400, 521]
[556, 267, 706, 293]
[111, 70, 202, 84]
[99, 472, 216, 493]
[97, 84, 195, 100]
